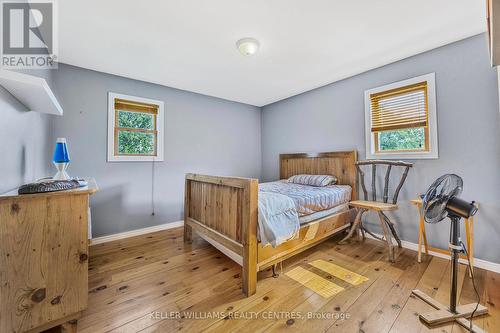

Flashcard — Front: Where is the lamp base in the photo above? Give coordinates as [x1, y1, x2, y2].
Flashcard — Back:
[53, 162, 70, 180]
[53, 170, 70, 180]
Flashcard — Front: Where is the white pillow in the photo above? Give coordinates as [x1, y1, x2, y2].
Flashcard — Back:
[287, 174, 337, 187]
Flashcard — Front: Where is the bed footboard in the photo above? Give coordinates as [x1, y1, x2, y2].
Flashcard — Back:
[184, 173, 258, 296]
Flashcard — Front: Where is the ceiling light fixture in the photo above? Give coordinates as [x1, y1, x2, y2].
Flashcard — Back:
[236, 37, 260, 56]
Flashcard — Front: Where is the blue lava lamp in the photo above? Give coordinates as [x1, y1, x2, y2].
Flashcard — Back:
[52, 137, 71, 180]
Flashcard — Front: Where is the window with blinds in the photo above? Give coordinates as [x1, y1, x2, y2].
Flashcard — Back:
[364, 73, 438, 159]
[114, 98, 158, 156]
[108, 93, 165, 162]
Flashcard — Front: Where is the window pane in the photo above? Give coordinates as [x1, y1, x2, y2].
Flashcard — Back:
[378, 127, 425, 151]
[118, 110, 154, 130]
[118, 130, 155, 155]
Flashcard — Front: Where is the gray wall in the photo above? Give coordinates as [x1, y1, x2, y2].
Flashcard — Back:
[262, 34, 500, 263]
[0, 70, 54, 194]
[4, 34, 499, 264]
[51, 64, 261, 237]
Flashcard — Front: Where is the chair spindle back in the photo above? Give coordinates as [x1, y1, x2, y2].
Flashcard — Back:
[356, 160, 413, 204]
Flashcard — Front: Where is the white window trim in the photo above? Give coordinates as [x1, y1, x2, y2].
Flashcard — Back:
[107, 92, 165, 162]
[364, 73, 438, 160]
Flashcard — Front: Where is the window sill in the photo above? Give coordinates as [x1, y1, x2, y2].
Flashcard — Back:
[107, 155, 164, 162]
[366, 150, 438, 160]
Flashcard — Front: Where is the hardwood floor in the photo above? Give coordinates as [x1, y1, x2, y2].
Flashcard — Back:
[74, 227, 499, 333]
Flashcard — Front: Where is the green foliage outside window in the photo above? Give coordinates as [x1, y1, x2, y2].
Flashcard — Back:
[118, 110, 154, 129]
[117, 110, 156, 155]
[118, 131, 155, 155]
[379, 127, 425, 151]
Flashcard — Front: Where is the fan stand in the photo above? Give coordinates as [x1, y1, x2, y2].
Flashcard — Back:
[412, 215, 488, 333]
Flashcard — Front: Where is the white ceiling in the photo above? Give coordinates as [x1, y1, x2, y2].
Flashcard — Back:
[59, 1, 486, 107]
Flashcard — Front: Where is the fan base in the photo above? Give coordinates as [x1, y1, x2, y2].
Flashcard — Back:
[412, 289, 488, 333]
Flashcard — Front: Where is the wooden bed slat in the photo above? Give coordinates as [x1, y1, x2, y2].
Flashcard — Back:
[187, 180, 244, 243]
[187, 218, 243, 255]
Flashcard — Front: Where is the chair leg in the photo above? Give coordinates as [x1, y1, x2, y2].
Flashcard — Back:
[359, 221, 366, 241]
[465, 217, 474, 278]
[339, 209, 364, 244]
[422, 222, 429, 254]
[386, 219, 402, 249]
[364, 227, 385, 242]
[378, 212, 395, 262]
[469, 216, 474, 276]
[381, 212, 402, 248]
[418, 219, 423, 263]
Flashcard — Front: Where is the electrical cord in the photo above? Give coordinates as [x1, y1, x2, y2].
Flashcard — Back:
[460, 240, 480, 332]
[151, 159, 155, 216]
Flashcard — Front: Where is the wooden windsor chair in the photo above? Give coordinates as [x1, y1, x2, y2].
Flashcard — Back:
[340, 160, 413, 262]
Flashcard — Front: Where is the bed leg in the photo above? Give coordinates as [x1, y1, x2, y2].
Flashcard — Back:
[242, 179, 258, 297]
[184, 222, 192, 243]
[271, 264, 279, 278]
[184, 177, 192, 243]
[242, 249, 257, 296]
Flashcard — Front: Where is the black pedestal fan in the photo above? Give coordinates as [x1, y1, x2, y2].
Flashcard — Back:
[411, 174, 488, 332]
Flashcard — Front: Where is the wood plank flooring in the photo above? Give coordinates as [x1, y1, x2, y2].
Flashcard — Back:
[72, 227, 498, 333]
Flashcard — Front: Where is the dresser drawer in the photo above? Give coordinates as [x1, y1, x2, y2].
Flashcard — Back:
[0, 193, 89, 333]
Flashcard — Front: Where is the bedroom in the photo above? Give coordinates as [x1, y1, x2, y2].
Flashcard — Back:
[0, 1, 499, 332]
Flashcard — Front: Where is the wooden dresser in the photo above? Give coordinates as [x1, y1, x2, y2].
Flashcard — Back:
[0, 179, 97, 333]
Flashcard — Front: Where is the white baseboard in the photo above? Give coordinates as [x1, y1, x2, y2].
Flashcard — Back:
[90, 220, 184, 245]
[364, 232, 500, 274]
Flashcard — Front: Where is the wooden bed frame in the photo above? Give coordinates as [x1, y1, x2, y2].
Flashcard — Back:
[183, 151, 358, 296]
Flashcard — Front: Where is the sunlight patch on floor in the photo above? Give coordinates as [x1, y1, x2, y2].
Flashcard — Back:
[285, 260, 369, 298]
[309, 259, 369, 286]
[285, 266, 344, 298]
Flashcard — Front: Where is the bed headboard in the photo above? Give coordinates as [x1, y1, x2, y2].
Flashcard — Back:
[279, 151, 358, 200]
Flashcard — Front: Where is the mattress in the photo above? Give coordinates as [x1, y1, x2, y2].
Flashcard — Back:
[259, 180, 352, 217]
[299, 203, 349, 225]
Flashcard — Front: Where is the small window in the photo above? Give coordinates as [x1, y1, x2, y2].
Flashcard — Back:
[364, 73, 438, 159]
[107, 93, 164, 162]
